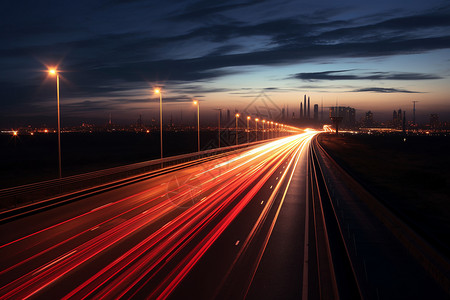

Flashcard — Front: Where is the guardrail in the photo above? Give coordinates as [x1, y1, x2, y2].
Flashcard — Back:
[309, 136, 363, 299]
[0, 141, 266, 214]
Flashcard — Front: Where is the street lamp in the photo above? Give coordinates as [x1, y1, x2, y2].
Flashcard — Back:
[235, 113, 240, 145]
[193, 100, 200, 152]
[154, 88, 163, 164]
[275, 123, 278, 137]
[262, 120, 266, 140]
[255, 118, 259, 141]
[270, 121, 274, 139]
[247, 116, 251, 143]
[49, 68, 62, 179]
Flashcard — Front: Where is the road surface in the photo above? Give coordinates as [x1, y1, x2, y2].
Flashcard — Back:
[0, 132, 317, 299]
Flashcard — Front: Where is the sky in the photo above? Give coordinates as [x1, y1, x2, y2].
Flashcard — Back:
[1, 0, 450, 127]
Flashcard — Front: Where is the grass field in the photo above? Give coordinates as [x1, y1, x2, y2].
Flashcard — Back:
[318, 133, 450, 256]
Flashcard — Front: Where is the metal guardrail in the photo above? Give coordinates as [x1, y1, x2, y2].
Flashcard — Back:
[0, 141, 266, 213]
[309, 136, 363, 299]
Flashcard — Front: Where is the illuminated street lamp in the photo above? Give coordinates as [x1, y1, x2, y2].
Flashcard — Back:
[216, 108, 222, 148]
[49, 68, 62, 179]
[247, 116, 251, 143]
[193, 100, 200, 152]
[235, 113, 240, 145]
[262, 120, 266, 140]
[270, 121, 274, 139]
[154, 88, 163, 163]
[255, 118, 259, 141]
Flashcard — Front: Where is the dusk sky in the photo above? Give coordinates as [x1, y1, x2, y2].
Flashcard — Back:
[1, 0, 449, 126]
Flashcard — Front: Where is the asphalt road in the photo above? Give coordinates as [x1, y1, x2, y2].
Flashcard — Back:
[0, 132, 317, 299]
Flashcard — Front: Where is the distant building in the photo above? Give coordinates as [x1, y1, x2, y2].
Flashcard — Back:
[329, 106, 356, 128]
[313, 104, 319, 121]
[430, 114, 440, 130]
[307, 97, 310, 119]
[364, 111, 374, 127]
[393, 109, 403, 129]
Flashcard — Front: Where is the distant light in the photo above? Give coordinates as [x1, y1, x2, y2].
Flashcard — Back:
[154, 88, 160, 94]
[255, 118, 259, 122]
[12, 131, 18, 136]
[235, 113, 240, 118]
[262, 120, 266, 123]
[48, 69, 57, 75]
[44, 129, 48, 133]
[247, 116, 251, 120]
[30, 132, 34, 136]
[193, 100, 198, 105]
[146, 129, 150, 133]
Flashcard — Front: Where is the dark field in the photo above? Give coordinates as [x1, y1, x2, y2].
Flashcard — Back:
[318, 133, 450, 256]
[0, 130, 226, 189]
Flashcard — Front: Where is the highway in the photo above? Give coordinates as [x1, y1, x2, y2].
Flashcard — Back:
[0, 132, 318, 299]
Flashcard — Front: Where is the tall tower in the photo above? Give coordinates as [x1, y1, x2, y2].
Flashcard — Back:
[307, 97, 310, 119]
[300, 102, 303, 119]
[314, 104, 318, 121]
[303, 95, 307, 118]
[321, 97, 324, 122]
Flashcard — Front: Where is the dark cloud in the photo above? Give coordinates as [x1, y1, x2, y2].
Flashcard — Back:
[351, 87, 423, 93]
[1, 0, 449, 124]
[293, 70, 442, 81]
[170, 0, 267, 21]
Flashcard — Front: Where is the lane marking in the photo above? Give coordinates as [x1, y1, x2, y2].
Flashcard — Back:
[200, 197, 207, 202]
[270, 185, 273, 189]
[235, 240, 240, 246]
[90, 226, 100, 231]
[260, 201, 264, 205]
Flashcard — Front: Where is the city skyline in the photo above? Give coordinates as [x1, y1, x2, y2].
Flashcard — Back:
[1, 0, 450, 127]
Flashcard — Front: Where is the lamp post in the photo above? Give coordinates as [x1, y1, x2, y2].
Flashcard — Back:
[247, 116, 251, 143]
[193, 100, 200, 152]
[235, 113, 240, 145]
[255, 118, 259, 141]
[275, 123, 278, 137]
[270, 121, 274, 139]
[262, 120, 266, 140]
[217, 109, 222, 148]
[154, 88, 163, 164]
[49, 69, 62, 179]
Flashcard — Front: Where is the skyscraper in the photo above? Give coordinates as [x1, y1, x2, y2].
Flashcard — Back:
[307, 96, 310, 119]
[303, 95, 306, 118]
[314, 104, 318, 121]
[300, 102, 303, 119]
